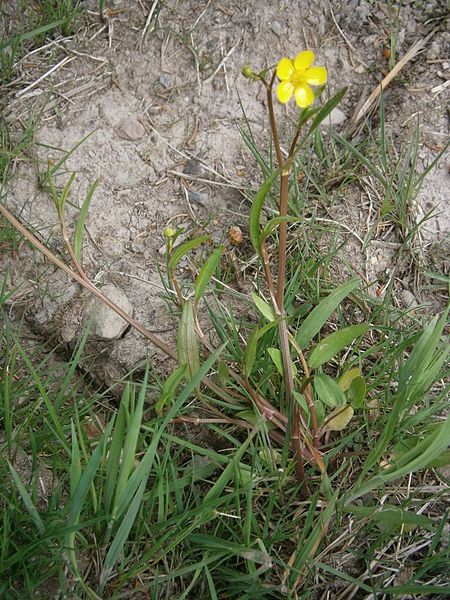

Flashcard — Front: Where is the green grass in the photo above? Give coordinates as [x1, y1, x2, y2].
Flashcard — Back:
[1, 7, 449, 597]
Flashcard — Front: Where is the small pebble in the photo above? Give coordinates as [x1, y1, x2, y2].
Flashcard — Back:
[116, 117, 145, 141]
[270, 21, 283, 36]
[159, 73, 173, 89]
[400, 289, 418, 308]
[188, 191, 208, 205]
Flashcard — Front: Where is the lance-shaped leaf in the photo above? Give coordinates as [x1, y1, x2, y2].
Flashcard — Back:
[252, 292, 276, 322]
[308, 324, 368, 369]
[195, 245, 223, 304]
[155, 364, 187, 416]
[168, 235, 209, 273]
[249, 170, 279, 255]
[177, 300, 200, 378]
[296, 278, 360, 349]
[74, 178, 100, 261]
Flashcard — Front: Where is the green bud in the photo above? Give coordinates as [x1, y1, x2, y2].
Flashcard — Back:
[164, 226, 176, 238]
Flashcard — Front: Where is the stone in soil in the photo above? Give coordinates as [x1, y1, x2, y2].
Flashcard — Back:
[116, 117, 145, 141]
[84, 284, 133, 340]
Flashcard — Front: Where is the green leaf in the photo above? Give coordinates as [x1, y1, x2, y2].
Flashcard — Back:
[8, 462, 46, 535]
[308, 324, 367, 369]
[338, 367, 361, 391]
[177, 300, 200, 379]
[99, 478, 147, 593]
[296, 278, 360, 349]
[73, 178, 100, 261]
[217, 360, 230, 386]
[349, 416, 450, 503]
[344, 505, 434, 531]
[267, 347, 297, 378]
[244, 326, 259, 377]
[116, 343, 227, 520]
[252, 292, 276, 322]
[308, 88, 347, 135]
[194, 245, 223, 304]
[260, 216, 302, 245]
[155, 364, 187, 416]
[105, 389, 129, 516]
[314, 373, 346, 407]
[393, 436, 450, 469]
[249, 170, 279, 255]
[70, 421, 81, 496]
[168, 235, 209, 273]
[114, 366, 150, 513]
[322, 405, 354, 432]
[293, 391, 323, 425]
[347, 376, 366, 409]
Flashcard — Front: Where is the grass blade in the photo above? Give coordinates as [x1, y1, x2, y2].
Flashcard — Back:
[296, 278, 360, 349]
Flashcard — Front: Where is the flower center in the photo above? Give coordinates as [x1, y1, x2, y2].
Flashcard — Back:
[291, 70, 306, 86]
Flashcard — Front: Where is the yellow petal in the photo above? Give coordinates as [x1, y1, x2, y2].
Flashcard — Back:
[293, 50, 315, 71]
[294, 83, 314, 108]
[276, 81, 294, 104]
[276, 57, 294, 80]
[305, 66, 327, 86]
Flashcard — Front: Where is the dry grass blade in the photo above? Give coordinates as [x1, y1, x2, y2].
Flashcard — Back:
[349, 29, 437, 129]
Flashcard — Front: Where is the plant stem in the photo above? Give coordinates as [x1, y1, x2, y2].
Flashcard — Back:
[276, 169, 289, 309]
[264, 70, 310, 494]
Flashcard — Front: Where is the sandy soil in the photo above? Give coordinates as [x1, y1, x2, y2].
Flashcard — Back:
[1, 0, 448, 386]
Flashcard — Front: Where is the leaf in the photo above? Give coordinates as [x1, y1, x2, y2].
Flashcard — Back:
[260, 216, 302, 245]
[268, 347, 297, 378]
[105, 389, 129, 516]
[308, 88, 347, 135]
[8, 462, 45, 535]
[244, 326, 259, 377]
[114, 366, 150, 513]
[293, 391, 324, 425]
[99, 478, 147, 593]
[252, 292, 276, 322]
[349, 416, 450, 503]
[322, 405, 354, 432]
[168, 235, 209, 273]
[338, 367, 361, 391]
[393, 437, 450, 469]
[194, 245, 223, 304]
[249, 170, 279, 255]
[344, 505, 434, 531]
[217, 360, 230, 386]
[73, 178, 100, 261]
[314, 373, 346, 407]
[155, 364, 187, 416]
[115, 343, 227, 520]
[296, 279, 360, 349]
[70, 421, 81, 496]
[308, 324, 368, 369]
[177, 300, 200, 379]
[347, 376, 366, 409]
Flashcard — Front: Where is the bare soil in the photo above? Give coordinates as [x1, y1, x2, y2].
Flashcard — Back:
[1, 0, 449, 386]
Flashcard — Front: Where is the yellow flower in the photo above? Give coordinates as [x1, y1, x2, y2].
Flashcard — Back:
[276, 50, 327, 108]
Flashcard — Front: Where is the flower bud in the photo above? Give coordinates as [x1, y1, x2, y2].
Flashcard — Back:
[164, 226, 176, 238]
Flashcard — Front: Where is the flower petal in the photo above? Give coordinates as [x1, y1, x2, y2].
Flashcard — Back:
[293, 50, 315, 71]
[294, 83, 314, 108]
[276, 81, 294, 104]
[305, 66, 327, 86]
[276, 57, 294, 81]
